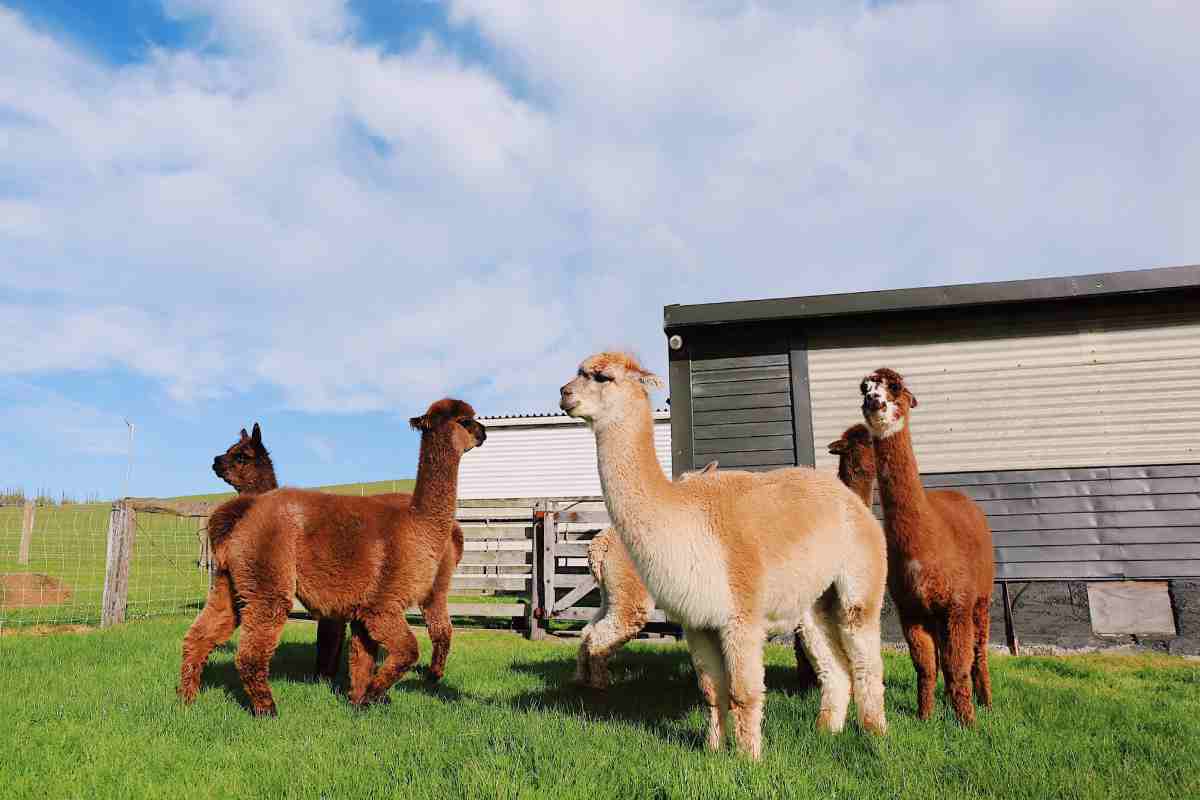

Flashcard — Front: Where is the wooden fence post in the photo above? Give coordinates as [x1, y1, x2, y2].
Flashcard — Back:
[541, 506, 558, 625]
[1001, 581, 1020, 656]
[525, 503, 548, 640]
[18, 501, 35, 565]
[101, 501, 137, 627]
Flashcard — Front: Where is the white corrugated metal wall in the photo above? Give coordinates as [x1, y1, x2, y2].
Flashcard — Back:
[808, 299, 1200, 474]
[457, 413, 672, 500]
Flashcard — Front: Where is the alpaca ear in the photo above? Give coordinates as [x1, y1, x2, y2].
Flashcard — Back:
[637, 372, 664, 391]
[701, 460, 719, 474]
[251, 423, 262, 445]
[906, 389, 918, 408]
[239, 428, 249, 440]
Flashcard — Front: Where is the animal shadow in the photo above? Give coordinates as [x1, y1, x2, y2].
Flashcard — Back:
[203, 641, 463, 711]
[506, 646, 809, 748]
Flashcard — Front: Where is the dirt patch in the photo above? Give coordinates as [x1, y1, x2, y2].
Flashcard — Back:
[0, 623, 93, 637]
[0, 573, 73, 608]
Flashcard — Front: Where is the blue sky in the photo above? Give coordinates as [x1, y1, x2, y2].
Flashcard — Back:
[1, 1, 1197, 499]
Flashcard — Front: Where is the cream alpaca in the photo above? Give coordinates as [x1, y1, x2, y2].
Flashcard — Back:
[574, 460, 717, 690]
[560, 352, 889, 759]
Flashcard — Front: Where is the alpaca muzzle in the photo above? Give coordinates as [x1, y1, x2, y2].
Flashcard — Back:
[863, 395, 886, 415]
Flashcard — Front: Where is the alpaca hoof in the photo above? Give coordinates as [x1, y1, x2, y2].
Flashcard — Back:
[815, 709, 845, 734]
[862, 714, 888, 736]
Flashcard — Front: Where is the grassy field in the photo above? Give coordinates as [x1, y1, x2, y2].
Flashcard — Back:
[0, 478, 420, 628]
[1, 619, 1197, 800]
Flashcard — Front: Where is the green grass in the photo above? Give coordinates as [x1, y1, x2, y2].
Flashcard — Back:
[1, 620, 1196, 800]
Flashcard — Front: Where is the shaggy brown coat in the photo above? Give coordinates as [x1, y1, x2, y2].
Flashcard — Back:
[209, 423, 464, 682]
[180, 399, 484, 715]
[861, 368, 995, 725]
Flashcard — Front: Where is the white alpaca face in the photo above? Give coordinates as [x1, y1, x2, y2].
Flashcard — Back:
[860, 371, 913, 439]
[559, 354, 662, 425]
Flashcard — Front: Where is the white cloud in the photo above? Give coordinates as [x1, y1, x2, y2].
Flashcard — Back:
[1, 1, 1197, 416]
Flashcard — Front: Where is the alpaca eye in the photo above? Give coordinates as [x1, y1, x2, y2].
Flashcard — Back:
[889, 382, 902, 394]
[593, 373, 613, 383]
[859, 382, 868, 395]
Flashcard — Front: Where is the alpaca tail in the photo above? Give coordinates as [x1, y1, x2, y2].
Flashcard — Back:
[205, 495, 257, 569]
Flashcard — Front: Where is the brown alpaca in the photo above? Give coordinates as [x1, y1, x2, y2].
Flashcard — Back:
[210, 423, 465, 683]
[861, 368, 995, 725]
[180, 399, 485, 715]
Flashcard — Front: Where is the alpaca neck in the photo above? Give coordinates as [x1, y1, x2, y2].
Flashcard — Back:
[409, 433, 462, 523]
[238, 462, 278, 495]
[593, 404, 675, 534]
[839, 463, 875, 507]
[873, 424, 926, 551]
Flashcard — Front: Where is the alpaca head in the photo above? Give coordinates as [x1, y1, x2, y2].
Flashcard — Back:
[827, 423, 875, 482]
[410, 398, 487, 453]
[559, 352, 664, 427]
[860, 368, 918, 439]
[213, 423, 275, 492]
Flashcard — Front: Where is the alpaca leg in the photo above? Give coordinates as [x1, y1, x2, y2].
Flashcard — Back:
[234, 597, 290, 717]
[835, 618, 888, 735]
[902, 616, 938, 720]
[574, 604, 604, 686]
[314, 618, 346, 681]
[178, 571, 239, 704]
[346, 621, 380, 706]
[971, 597, 993, 707]
[721, 623, 767, 760]
[420, 595, 453, 682]
[684, 627, 729, 752]
[359, 609, 420, 705]
[798, 607, 852, 734]
[939, 608, 977, 726]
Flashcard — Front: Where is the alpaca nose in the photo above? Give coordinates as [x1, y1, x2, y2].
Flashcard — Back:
[863, 396, 885, 414]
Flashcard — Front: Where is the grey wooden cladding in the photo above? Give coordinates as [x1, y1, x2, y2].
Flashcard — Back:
[687, 327, 798, 472]
[913, 463, 1200, 581]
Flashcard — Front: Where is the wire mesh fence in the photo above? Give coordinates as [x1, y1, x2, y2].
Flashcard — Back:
[0, 501, 211, 629]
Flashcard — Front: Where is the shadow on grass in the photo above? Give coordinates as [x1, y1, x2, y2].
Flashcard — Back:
[202, 641, 463, 712]
[504, 648, 820, 749]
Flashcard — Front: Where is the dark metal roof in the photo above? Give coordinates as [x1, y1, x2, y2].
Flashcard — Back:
[663, 263, 1200, 331]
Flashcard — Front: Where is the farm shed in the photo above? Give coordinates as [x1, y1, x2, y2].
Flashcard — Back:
[457, 411, 672, 501]
[662, 263, 1200, 592]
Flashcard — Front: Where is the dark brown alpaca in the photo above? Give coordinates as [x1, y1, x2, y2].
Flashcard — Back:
[209, 423, 465, 683]
[793, 424, 879, 689]
[180, 399, 484, 715]
[861, 368, 994, 725]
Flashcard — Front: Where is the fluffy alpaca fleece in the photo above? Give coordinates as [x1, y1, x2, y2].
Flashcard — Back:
[861, 368, 995, 725]
[561, 353, 888, 759]
[574, 460, 717, 690]
[179, 399, 484, 715]
[209, 423, 465, 683]
[790, 423, 881, 688]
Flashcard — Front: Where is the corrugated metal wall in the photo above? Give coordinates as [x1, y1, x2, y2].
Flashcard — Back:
[457, 415, 672, 500]
[808, 296, 1200, 474]
[688, 328, 797, 471]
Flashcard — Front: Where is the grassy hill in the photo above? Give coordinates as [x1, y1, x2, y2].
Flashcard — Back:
[165, 477, 417, 504]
